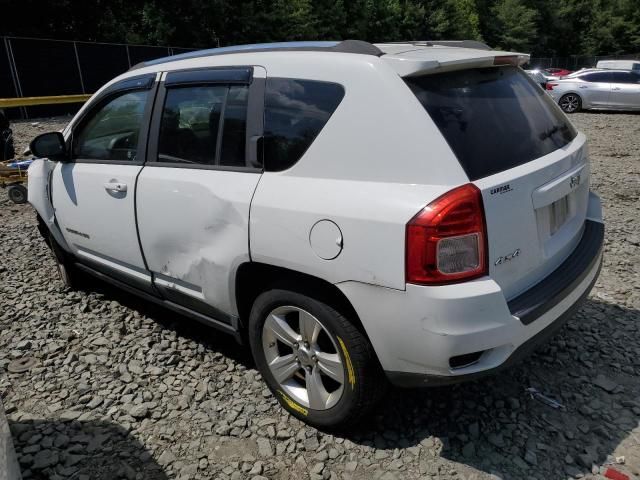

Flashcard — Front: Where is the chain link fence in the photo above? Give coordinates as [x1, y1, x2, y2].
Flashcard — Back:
[3, 36, 639, 119]
[1, 36, 195, 119]
[528, 53, 640, 71]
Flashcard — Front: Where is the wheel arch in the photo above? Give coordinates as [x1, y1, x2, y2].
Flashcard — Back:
[235, 262, 371, 342]
[558, 90, 585, 111]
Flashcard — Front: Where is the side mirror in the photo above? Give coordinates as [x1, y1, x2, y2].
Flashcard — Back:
[29, 132, 68, 161]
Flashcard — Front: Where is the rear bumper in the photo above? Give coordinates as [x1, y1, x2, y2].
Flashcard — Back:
[339, 207, 604, 386]
[388, 250, 602, 387]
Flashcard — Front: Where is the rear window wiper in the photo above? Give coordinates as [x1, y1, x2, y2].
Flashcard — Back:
[539, 123, 569, 141]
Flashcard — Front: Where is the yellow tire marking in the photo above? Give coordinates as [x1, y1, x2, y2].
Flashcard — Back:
[337, 336, 356, 390]
[277, 390, 308, 416]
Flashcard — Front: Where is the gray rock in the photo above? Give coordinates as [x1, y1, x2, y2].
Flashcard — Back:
[462, 442, 476, 458]
[257, 438, 273, 457]
[32, 449, 59, 469]
[592, 374, 618, 393]
[130, 404, 149, 419]
[158, 449, 176, 466]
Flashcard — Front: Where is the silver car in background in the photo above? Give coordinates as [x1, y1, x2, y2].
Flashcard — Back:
[547, 68, 640, 113]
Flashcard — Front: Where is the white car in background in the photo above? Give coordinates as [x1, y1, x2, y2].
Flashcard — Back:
[596, 59, 640, 71]
[28, 40, 604, 429]
[547, 68, 640, 112]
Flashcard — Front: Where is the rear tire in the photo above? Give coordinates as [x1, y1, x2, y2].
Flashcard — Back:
[559, 93, 582, 113]
[7, 184, 27, 204]
[248, 289, 386, 430]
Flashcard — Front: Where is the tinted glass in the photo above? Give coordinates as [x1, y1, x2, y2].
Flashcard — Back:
[220, 86, 248, 167]
[581, 72, 612, 82]
[159, 85, 248, 166]
[611, 72, 640, 84]
[73, 90, 148, 161]
[264, 78, 344, 171]
[405, 66, 577, 181]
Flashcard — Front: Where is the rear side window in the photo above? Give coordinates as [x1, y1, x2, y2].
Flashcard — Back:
[581, 72, 612, 82]
[405, 66, 578, 181]
[264, 78, 344, 171]
[611, 72, 640, 84]
[158, 84, 248, 167]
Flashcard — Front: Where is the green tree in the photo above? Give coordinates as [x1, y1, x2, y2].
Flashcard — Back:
[448, 0, 482, 40]
[491, 0, 539, 51]
[584, 0, 640, 54]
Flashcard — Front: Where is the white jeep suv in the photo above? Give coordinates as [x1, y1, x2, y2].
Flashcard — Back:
[28, 40, 604, 429]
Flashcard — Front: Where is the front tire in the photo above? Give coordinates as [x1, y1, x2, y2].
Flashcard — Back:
[559, 93, 582, 113]
[48, 234, 81, 289]
[248, 289, 385, 430]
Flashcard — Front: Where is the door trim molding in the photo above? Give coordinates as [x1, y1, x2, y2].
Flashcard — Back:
[74, 262, 242, 342]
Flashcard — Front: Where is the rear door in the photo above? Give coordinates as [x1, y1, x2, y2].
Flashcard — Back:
[608, 72, 640, 109]
[405, 66, 590, 299]
[136, 66, 265, 320]
[578, 72, 613, 107]
[51, 74, 157, 291]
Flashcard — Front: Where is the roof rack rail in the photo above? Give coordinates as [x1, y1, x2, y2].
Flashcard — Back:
[387, 40, 492, 51]
[131, 40, 383, 70]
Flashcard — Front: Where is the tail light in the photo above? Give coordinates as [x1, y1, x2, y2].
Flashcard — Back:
[546, 82, 558, 90]
[406, 184, 488, 285]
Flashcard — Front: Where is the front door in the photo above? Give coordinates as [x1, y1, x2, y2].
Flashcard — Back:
[580, 71, 612, 107]
[51, 76, 157, 290]
[136, 66, 265, 320]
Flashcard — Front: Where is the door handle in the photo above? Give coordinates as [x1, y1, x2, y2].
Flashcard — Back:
[104, 182, 127, 193]
[612, 87, 621, 91]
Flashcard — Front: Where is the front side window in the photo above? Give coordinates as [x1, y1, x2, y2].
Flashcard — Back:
[158, 84, 248, 167]
[263, 78, 344, 171]
[581, 72, 612, 83]
[73, 90, 148, 161]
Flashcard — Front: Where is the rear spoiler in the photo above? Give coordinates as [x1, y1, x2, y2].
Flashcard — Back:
[383, 50, 530, 77]
[385, 40, 492, 51]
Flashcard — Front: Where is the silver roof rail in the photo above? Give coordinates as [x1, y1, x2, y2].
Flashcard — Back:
[130, 40, 383, 71]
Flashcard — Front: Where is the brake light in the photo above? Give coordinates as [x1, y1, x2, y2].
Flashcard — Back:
[494, 55, 527, 66]
[406, 184, 488, 285]
[546, 82, 558, 90]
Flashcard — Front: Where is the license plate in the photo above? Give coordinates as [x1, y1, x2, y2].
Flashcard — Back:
[549, 195, 569, 235]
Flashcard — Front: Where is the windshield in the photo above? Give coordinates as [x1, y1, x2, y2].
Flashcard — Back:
[405, 66, 577, 180]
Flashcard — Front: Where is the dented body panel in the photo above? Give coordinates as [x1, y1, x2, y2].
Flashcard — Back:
[136, 167, 262, 316]
[27, 159, 70, 251]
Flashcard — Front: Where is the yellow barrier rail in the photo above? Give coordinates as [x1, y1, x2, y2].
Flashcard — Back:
[0, 94, 93, 108]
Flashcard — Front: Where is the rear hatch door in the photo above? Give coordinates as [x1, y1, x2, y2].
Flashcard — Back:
[404, 65, 590, 299]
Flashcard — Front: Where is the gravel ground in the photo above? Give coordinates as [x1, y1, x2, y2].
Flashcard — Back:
[1, 113, 639, 480]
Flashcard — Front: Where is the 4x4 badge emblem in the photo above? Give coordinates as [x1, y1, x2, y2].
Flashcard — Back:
[494, 249, 520, 266]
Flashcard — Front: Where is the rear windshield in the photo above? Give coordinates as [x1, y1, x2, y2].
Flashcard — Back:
[405, 66, 577, 181]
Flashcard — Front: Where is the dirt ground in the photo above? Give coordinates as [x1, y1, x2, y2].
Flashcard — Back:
[1, 112, 639, 480]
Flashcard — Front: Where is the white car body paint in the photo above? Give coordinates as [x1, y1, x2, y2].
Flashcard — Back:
[28, 42, 604, 382]
[136, 167, 262, 315]
[28, 159, 67, 248]
[51, 162, 150, 280]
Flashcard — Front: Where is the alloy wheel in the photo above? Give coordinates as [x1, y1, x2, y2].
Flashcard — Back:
[262, 305, 345, 410]
[560, 94, 580, 113]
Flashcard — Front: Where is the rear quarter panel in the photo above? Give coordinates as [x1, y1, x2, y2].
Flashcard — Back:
[250, 59, 468, 290]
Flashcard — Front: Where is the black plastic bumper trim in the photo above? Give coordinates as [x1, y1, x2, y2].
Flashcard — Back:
[508, 220, 604, 325]
[386, 256, 602, 388]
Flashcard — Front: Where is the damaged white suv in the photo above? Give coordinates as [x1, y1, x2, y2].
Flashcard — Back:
[29, 40, 604, 429]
